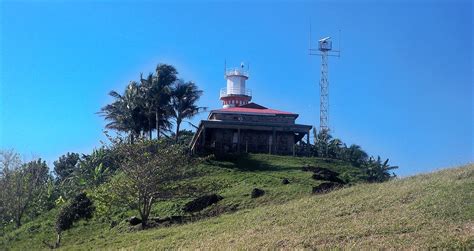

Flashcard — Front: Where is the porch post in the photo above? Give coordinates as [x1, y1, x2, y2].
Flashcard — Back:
[202, 128, 206, 148]
[272, 128, 276, 154]
[268, 133, 272, 155]
[237, 128, 241, 153]
[292, 134, 296, 156]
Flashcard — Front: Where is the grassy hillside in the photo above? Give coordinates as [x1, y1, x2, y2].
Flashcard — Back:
[2, 155, 473, 249]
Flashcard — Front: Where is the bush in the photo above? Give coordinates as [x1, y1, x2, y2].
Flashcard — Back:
[55, 193, 94, 234]
[46, 193, 94, 248]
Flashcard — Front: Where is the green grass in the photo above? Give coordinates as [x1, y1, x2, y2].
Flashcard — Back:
[2, 154, 473, 249]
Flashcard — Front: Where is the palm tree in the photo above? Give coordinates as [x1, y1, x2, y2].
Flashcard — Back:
[364, 156, 398, 182]
[315, 129, 332, 158]
[99, 81, 144, 143]
[346, 144, 369, 166]
[140, 64, 177, 140]
[171, 80, 206, 142]
[328, 138, 345, 159]
[154, 64, 177, 139]
[139, 73, 156, 140]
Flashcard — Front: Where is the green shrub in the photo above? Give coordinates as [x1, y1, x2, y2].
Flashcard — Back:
[55, 193, 94, 234]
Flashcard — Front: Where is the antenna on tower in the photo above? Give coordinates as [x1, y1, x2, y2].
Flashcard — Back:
[224, 59, 227, 77]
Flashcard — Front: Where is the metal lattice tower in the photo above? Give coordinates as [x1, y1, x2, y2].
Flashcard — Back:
[310, 35, 340, 133]
[319, 49, 329, 132]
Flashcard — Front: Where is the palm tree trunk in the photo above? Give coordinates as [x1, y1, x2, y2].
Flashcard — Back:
[148, 115, 153, 140]
[156, 110, 160, 140]
[175, 118, 181, 142]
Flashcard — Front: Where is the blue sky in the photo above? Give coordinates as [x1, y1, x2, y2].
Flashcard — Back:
[0, 0, 472, 176]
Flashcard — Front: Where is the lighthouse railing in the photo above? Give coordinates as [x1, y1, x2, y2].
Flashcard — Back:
[220, 88, 252, 98]
[225, 68, 249, 77]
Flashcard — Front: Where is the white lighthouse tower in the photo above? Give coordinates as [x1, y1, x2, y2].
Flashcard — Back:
[220, 63, 252, 108]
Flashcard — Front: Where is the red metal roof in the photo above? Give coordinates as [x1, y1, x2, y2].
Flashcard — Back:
[212, 103, 296, 116]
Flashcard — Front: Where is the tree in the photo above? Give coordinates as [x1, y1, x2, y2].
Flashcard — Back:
[171, 80, 206, 142]
[53, 152, 80, 182]
[47, 193, 94, 249]
[113, 141, 192, 227]
[100, 81, 146, 143]
[0, 152, 49, 227]
[76, 147, 119, 187]
[100, 63, 207, 142]
[363, 156, 398, 182]
[139, 73, 157, 140]
[139, 64, 177, 140]
[346, 144, 369, 167]
[315, 129, 332, 158]
[152, 64, 178, 139]
[53, 152, 82, 200]
[328, 138, 345, 159]
[0, 150, 22, 226]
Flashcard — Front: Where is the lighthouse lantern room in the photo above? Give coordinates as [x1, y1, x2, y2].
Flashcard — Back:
[220, 63, 252, 108]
